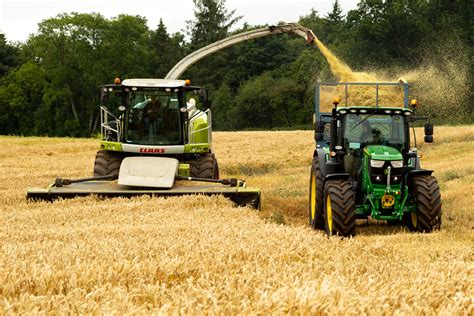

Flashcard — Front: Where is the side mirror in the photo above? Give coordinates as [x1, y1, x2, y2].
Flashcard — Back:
[199, 89, 211, 109]
[424, 123, 434, 143]
[100, 88, 109, 103]
[424, 123, 433, 135]
[315, 120, 325, 133]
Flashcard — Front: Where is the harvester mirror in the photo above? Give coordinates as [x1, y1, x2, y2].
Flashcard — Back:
[198, 88, 211, 108]
[424, 135, 433, 143]
[100, 88, 109, 103]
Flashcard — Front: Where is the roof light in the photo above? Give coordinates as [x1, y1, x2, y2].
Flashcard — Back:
[410, 99, 418, 108]
[394, 110, 401, 114]
[384, 110, 392, 114]
[404, 110, 412, 116]
[114, 77, 121, 84]
[349, 109, 357, 113]
[360, 109, 367, 113]
[338, 110, 347, 114]
[185, 79, 191, 86]
[333, 97, 342, 106]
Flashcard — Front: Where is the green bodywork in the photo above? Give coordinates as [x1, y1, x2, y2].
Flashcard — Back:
[358, 145, 410, 220]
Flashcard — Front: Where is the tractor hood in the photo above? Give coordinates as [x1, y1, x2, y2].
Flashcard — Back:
[364, 145, 402, 161]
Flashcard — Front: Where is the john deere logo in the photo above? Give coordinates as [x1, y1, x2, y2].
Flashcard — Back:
[381, 194, 395, 207]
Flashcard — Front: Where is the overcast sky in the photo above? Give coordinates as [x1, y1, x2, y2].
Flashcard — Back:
[0, 0, 359, 43]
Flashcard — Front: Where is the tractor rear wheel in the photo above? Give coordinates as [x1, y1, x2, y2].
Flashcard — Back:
[323, 180, 356, 237]
[406, 175, 442, 233]
[309, 158, 324, 229]
[189, 153, 219, 179]
[93, 150, 123, 177]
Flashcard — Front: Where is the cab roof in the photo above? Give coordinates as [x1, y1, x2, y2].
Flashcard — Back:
[121, 79, 187, 88]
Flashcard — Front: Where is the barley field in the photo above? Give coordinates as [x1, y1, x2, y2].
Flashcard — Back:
[0, 126, 473, 314]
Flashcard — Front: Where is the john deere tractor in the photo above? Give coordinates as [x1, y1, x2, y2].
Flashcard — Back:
[309, 81, 442, 237]
[96, 78, 218, 179]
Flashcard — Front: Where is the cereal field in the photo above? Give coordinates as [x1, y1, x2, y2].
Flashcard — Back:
[0, 126, 473, 313]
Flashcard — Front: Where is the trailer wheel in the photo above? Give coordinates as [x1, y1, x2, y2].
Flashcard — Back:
[323, 180, 356, 237]
[93, 150, 123, 177]
[309, 158, 324, 229]
[189, 153, 219, 179]
[406, 175, 442, 233]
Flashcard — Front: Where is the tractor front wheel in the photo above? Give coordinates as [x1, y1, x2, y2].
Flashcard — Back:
[93, 150, 123, 177]
[323, 180, 356, 237]
[406, 175, 442, 233]
[309, 158, 324, 229]
[189, 153, 219, 179]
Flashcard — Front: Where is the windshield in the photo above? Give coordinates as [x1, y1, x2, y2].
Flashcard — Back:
[343, 114, 406, 151]
[125, 89, 181, 145]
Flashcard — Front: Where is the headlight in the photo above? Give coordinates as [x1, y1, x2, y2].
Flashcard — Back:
[391, 160, 403, 168]
[370, 160, 385, 168]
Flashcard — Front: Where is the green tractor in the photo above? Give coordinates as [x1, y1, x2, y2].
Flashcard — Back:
[96, 78, 218, 179]
[309, 81, 442, 237]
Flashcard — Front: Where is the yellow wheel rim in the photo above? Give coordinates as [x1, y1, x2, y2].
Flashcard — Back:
[327, 195, 333, 235]
[411, 212, 418, 228]
[310, 172, 316, 221]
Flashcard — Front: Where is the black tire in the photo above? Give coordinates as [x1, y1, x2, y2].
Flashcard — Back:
[189, 153, 219, 179]
[309, 157, 324, 229]
[323, 180, 356, 237]
[93, 150, 123, 177]
[405, 175, 442, 233]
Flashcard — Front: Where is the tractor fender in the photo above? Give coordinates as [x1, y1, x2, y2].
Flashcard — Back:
[406, 169, 433, 183]
[313, 148, 328, 176]
[323, 173, 351, 186]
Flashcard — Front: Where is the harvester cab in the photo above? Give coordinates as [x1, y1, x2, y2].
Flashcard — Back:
[26, 78, 261, 209]
[97, 78, 216, 179]
[309, 80, 441, 237]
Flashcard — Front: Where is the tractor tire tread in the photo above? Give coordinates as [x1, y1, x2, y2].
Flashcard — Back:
[411, 175, 442, 232]
[324, 180, 356, 237]
[93, 150, 123, 177]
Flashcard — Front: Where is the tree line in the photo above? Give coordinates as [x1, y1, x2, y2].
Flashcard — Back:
[0, 0, 472, 136]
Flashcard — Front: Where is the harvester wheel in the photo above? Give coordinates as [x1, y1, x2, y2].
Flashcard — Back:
[189, 153, 219, 179]
[93, 150, 123, 177]
[323, 180, 356, 237]
[406, 175, 442, 233]
[309, 158, 324, 229]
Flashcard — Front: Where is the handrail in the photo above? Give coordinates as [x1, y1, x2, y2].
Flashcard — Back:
[100, 106, 121, 140]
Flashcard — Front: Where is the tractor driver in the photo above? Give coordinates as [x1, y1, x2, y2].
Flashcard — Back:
[360, 120, 382, 146]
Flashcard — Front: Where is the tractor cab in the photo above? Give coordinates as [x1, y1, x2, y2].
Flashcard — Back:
[309, 81, 441, 237]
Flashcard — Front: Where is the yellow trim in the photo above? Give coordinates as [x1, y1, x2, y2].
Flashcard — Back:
[411, 212, 418, 228]
[310, 172, 316, 221]
[327, 195, 333, 235]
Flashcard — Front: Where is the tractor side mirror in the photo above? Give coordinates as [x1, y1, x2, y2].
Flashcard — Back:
[424, 123, 434, 143]
[314, 120, 325, 141]
[424, 122, 433, 135]
[315, 120, 325, 133]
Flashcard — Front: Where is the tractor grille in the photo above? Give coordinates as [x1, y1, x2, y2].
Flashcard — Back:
[370, 161, 403, 185]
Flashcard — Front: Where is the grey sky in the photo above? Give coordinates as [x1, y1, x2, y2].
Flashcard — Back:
[0, 0, 359, 43]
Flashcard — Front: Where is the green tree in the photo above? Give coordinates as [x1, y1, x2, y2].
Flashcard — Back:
[148, 19, 185, 77]
[324, 0, 344, 44]
[0, 33, 21, 77]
